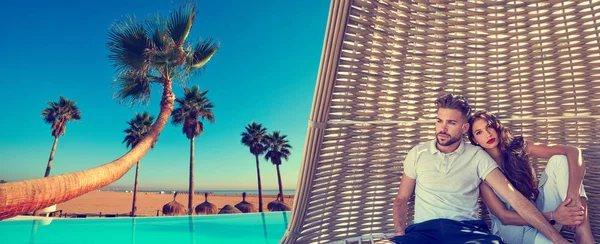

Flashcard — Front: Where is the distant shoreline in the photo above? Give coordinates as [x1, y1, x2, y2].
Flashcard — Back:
[53, 191, 294, 217]
[102, 189, 297, 196]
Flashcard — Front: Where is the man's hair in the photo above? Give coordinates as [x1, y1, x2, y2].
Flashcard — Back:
[435, 94, 472, 120]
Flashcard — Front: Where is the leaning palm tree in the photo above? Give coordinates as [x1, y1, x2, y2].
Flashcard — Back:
[241, 122, 268, 212]
[123, 112, 155, 217]
[171, 85, 215, 215]
[41, 96, 81, 177]
[264, 131, 292, 203]
[0, 3, 219, 220]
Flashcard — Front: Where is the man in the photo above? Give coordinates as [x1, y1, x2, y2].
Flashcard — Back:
[390, 94, 569, 244]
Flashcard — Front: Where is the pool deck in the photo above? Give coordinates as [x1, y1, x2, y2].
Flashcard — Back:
[4, 215, 53, 221]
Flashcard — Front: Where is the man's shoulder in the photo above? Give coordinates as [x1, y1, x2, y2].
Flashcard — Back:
[409, 140, 433, 153]
[462, 142, 486, 154]
[462, 143, 497, 164]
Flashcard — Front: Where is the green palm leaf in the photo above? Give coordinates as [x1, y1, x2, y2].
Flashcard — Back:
[189, 38, 219, 69]
[41, 97, 82, 137]
[107, 16, 151, 72]
[168, 2, 196, 47]
[241, 122, 268, 156]
[123, 112, 156, 149]
[114, 71, 151, 105]
[264, 131, 292, 166]
[145, 14, 171, 51]
[171, 85, 215, 139]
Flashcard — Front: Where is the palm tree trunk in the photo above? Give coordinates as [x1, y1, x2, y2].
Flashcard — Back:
[276, 164, 285, 203]
[255, 154, 263, 212]
[188, 137, 195, 215]
[0, 80, 176, 220]
[131, 161, 140, 217]
[44, 136, 59, 177]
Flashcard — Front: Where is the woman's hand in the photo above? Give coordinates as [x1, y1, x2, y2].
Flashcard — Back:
[554, 198, 585, 226]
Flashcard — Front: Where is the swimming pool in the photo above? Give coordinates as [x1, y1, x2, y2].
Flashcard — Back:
[1, 212, 289, 244]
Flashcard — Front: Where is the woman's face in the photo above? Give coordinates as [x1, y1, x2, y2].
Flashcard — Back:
[471, 118, 499, 150]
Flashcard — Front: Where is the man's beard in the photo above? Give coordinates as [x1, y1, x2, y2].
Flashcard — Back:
[436, 132, 462, 146]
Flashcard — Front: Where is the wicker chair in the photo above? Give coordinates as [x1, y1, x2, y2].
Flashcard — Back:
[280, 0, 600, 243]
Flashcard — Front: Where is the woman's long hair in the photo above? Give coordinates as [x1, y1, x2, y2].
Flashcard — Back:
[468, 111, 539, 201]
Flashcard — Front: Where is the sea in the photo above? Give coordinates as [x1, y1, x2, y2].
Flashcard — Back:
[108, 189, 296, 196]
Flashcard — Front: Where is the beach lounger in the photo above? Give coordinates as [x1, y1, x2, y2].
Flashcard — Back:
[280, 0, 600, 243]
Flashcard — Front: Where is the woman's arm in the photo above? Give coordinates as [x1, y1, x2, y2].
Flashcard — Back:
[526, 141, 585, 205]
[480, 182, 584, 226]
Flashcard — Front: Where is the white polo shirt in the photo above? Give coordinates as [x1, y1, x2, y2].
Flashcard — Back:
[404, 139, 498, 223]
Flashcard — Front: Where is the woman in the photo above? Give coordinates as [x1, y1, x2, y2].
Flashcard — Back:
[468, 110, 594, 244]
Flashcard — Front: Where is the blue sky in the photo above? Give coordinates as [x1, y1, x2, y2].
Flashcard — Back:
[0, 0, 330, 191]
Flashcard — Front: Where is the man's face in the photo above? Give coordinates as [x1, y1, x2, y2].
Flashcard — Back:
[435, 108, 468, 147]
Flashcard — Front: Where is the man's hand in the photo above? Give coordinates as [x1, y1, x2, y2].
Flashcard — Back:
[386, 231, 405, 239]
[393, 172, 416, 241]
[554, 198, 585, 226]
[566, 192, 584, 209]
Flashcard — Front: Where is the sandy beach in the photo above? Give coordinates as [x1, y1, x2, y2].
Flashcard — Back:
[55, 191, 294, 217]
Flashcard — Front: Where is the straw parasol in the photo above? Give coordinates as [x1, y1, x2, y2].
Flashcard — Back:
[195, 193, 218, 215]
[218, 204, 242, 214]
[234, 192, 257, 213]
[267, 193, 290, 212]
[162, 192, 186, 216]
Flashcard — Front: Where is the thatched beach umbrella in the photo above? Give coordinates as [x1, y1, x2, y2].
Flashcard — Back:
[195, 193, 218, 215]
[267, 193, 290, 212]
[162, 192, 186, 216]
[218, 204, 242, 214]
[234, 192, 257, 213]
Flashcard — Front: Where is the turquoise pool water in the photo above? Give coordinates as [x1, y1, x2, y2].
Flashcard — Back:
[1, 212, 289, 244]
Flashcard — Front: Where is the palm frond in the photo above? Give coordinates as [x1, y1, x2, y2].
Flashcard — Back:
[151, 48, 185, 76]
[123, 112, 156, 148]
[188, 38, 219, 69]
[171, 107, 185, 125]
[199, 108, 215, 123]
[145, 14, 172, 51]
[264, 131, 292, 166]
[241, 122, 268, 155]
[167, 2, 196, 47]
[41, 97, 81, 137]
[41, 105, 58, 124]
[114, 71, 152, 106]
[107, 16, 151, 72]
[172, 85, 215, 139]
[241, 132, 252, 146]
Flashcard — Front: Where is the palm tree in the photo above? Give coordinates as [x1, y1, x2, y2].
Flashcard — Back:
[0, 3, 219, 220]
[172, 86, 215, 215]
[41, 96, 82, 177]
[264, 131, 292, 203]
[123, 112, 156, 217]
[241, 122, 268, 212]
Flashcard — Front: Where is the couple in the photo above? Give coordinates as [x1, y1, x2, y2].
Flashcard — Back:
[390, 94, 594, 244]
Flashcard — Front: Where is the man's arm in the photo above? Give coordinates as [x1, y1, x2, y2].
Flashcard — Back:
[480, 182, 584, 226]
[485, 169, 569, 244]
[393, 173, 416, 236]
